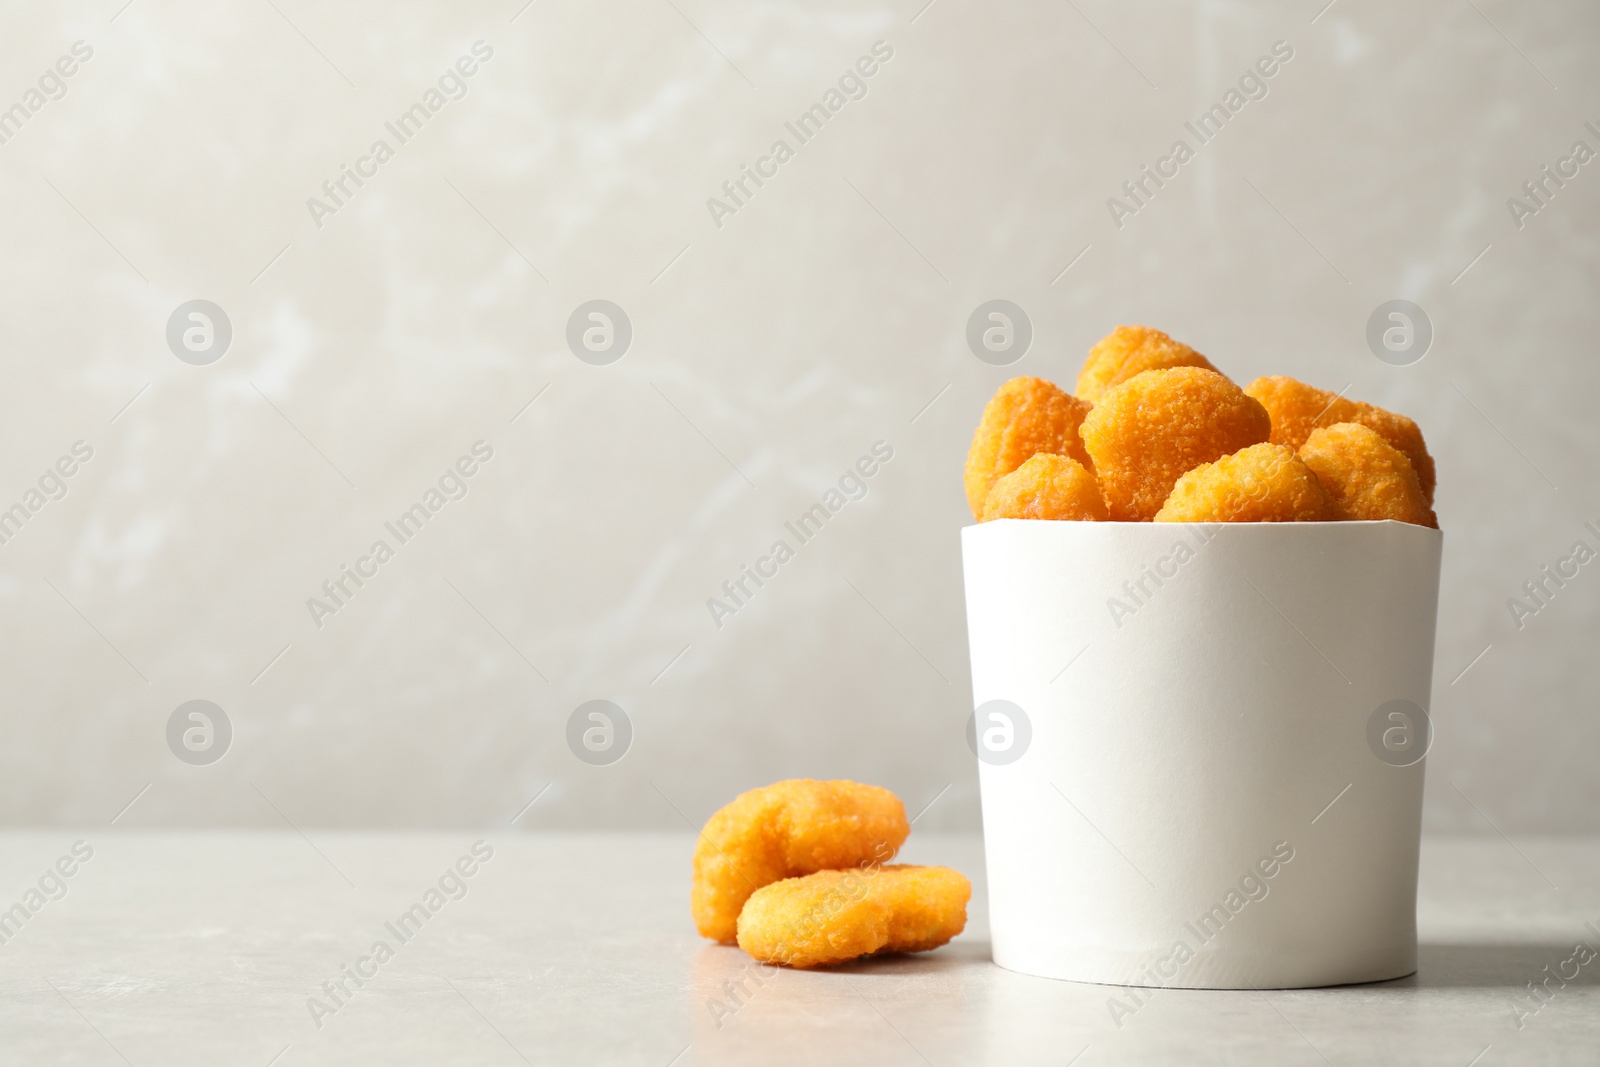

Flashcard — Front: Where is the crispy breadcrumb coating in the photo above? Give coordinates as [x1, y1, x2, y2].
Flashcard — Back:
[1155, 443, 1338, 522]
[1080, 367, 1272, 521]
[980, 453, 1108, 522]
[964, 377, 1094, 519]
[1076, 325, 1220, 405]
[1299, 422, 1438, 528]
[736, 865, 970, 968]
[738, 870, 889, 968]
[876, 865, 973, 953]
[692, 780, 909, 944]
[1244, 376, 1435, 504]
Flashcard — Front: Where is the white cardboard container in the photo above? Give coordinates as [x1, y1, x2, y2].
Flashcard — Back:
[961, 520, 1443, 989]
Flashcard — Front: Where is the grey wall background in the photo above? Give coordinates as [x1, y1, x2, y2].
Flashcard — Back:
[0, 0, 1594, 834]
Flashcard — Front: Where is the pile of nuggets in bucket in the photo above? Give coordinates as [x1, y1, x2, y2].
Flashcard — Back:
[966, 325, 1437, 528]
[689, 330, 1439, 972]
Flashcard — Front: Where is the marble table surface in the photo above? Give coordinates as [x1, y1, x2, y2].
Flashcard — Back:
[3, 832, 1597, 1065]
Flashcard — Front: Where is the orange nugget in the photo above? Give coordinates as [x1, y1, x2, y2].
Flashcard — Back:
[980, 453, 1108, 522]
[964, 377, 1094, 519]
[1155, 443, 1338, 523]
[1080, 367, 1272, 521]
[1300, 423, 1438, 528]
[692, 780, 908, 944]
[736, 864, 971, 969]
[1244, 376, 1435, 504]
[1076, 325, 1219, 405]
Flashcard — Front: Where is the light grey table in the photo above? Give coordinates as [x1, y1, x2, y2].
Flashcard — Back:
[3, 832, 1596, 1065]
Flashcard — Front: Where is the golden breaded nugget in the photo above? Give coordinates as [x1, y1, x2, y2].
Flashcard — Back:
[964, 377, 1094, 519]
[692, 780, 908, 944]
[1155, 443, 1338, 523]
[980, 453, 1108, 522]
[1300, 423, 1438, 528]
[1076, 325, 1220, 404]
[1080, 367, 1272, 521]
[738, 870, 890, 968]
[736, 865, 970, 969]
[1244, 376, 1435, 504]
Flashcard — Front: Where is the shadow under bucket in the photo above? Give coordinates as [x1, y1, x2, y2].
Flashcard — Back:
[961, 520, 1442, 989]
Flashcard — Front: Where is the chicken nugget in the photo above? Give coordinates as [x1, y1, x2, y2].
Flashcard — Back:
[1155, 443, 1338, 523]
[1076, 325, 1221, 404]
[964, 377, 1094, 519]
[692, 780, 909, 944]
[1300, 423, 1438, 528]
[1244, 376, 1435, 503]
[1080, 367, 1272, 521]
[737, 870, 890, 968]
[980, 453, 1108, 522]
[735, 864, 971, 968]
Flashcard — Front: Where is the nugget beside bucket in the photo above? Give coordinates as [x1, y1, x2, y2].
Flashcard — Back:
[961, 520, 1442, 989]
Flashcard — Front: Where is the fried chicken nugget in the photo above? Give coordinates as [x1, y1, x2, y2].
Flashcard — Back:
[1080, 367, 1273, 521]
[692, 780, 909, 944]
[964, 377, 1094, 519]
[736, 865, 971, 968]
[980, 453, 1108, 522]
[1299, 423, 1438, 528]
[1155, 443, 1338, 523]
[1076, 325, 1221, 404]
[1244, 376, 1436, 504]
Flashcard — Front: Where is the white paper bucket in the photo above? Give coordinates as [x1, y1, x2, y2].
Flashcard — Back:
[961, 520, 1442, 989]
